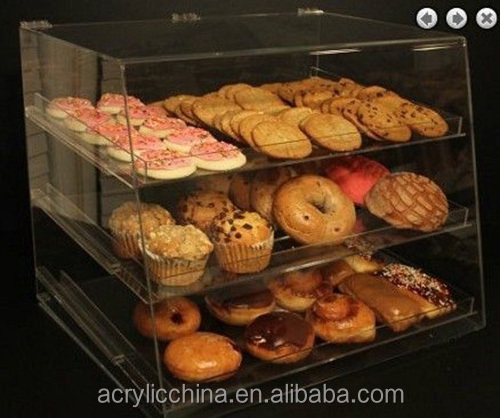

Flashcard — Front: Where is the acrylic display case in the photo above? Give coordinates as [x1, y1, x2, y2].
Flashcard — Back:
[20, 10, 484, 417]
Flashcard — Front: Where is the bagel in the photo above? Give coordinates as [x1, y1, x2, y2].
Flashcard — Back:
[272, 175, 356, 245]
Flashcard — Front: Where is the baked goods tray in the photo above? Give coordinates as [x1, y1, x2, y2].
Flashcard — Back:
[36, 263, 477, 416]
[32, 183, 471, 303]
[25, 93, 465, 189]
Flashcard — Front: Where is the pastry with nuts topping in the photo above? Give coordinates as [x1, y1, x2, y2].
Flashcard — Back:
[141, 224, 213, 286]
[209, 210, 274, 273]
[108, 201, 175, 259]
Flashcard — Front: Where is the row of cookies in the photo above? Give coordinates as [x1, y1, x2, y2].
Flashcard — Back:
[46, 94, 248, 179]
[132, 254, 456, 382]
[270, 76, 449, 139]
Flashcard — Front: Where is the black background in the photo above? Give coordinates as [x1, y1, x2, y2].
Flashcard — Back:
[1, 1, 499, 417]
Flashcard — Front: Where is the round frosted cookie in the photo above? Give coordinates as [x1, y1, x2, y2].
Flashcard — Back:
[64, 108, 111, 132]
[139, 116, 187, 138]
[107, 133, 164, 162]
[163, 127, 217, 153]
[238, 113, 277, 147]
[97, 93, 145, 115]
[234, 87, 286, 112]
[278, 107, 314, 128]
[46, 97, 93, 119]
[357, 101, 411, 142]
[192, 96, 241, 126]
[251, 120, 313, 159]
[190, 141, 246, 171]
[395, 102, 448, 137]
[302, 113, 362, 151]
[134, 149, 196, 180]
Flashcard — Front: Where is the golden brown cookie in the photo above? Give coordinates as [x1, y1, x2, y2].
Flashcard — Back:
[302, 89, 334, 109]
[219, 109, 243, 141]
[365, 172, 449, 232]
[163, 95, 193, 115]
[395, 103, 448, 137]
[278, 107, 314, 128]
[357, 101, 411, 142]
[225, 83, 253, 101]
[302, 113, 362, 151]
[251, 120, 313, 159]
[234, 87, 286, 112]
[229, 110, 258, 135]
[238, 113, 277, 147]
[192, 96, 241, 126]
[342, 99, 380, 140]
[356, 86, 392, 101]
[259, 82, 283, 94]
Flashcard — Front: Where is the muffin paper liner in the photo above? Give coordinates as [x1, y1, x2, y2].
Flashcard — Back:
[111, 230, 142, 260]
[213, 233, 274, 273]
[142, 247, 208, 286]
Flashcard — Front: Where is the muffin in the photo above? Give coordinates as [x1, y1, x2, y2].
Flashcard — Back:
[142, 224, 213, 286]
[108, 202, 175, 259]
[178, 190, 236, 233]
[209, 210, 274, 273]
[229, 172, 254, 210]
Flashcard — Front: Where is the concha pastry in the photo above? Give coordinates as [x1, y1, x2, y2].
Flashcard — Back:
[365, 172, 448, 232]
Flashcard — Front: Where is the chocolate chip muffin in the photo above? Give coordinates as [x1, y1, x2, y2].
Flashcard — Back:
[178, 190, 236, 233]
[209, 210, 274, 273]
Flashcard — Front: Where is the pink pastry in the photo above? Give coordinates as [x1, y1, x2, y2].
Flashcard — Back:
[116, 106, 153, 127]
[146, 104, 168, 118]
[46, 97, 93, 119]
[163, 127, 217, 153]
[107, 133, 164, 162]
[138, 116, 187, 138]
[324, 156, 390, 206]
[95, 123, 131, 143]
[134, 149, 196, 180]
[97, 93, 145, 115]
[64, 108, 111, 132]
[190, 141, 246, 171]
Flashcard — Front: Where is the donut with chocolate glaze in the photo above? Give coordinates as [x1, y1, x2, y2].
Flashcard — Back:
[133, 297, 201, 342]
[268, 268, 333, 312]
[305, 294, 376, 343]
[205, 285, 275, 326]
[244, 312, 315, 364]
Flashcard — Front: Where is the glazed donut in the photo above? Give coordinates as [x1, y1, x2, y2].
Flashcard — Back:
[205, 285, 275, 326]
[244, 312, 315, 364]
[250, 167, 293, 222]
[272, 175, 356, 244]
[268, 268, 332, 312]
[305, 294, 376, 343]
[164, 332, 242, 382]
[133, 297, 201, 342]
[229, 172, 254, 210]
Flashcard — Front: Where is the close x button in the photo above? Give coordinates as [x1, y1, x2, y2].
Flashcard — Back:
[476, 8, 497, 29]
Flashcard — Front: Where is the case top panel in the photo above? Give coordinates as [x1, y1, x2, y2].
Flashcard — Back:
[23, 12, 462, 63]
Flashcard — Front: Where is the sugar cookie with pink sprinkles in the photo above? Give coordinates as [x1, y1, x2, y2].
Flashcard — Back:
[138, 116, 187, 138]
[107, 134, 165, 162]
[46, 97, 93, 119]
[134, 149, 196, 180]
[163, 127, 217, 153]
[97, 93, 145, 115]
[190, 141, 246, 171]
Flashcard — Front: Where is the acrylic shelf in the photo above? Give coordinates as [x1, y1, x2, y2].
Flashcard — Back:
[32, 183, 471, 302]
[36, 264, 477, 416]
[25, 92, 464, 189]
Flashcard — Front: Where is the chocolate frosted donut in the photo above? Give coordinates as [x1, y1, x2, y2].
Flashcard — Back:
[244, 312, 315, 363]
[206, 285, 275, 326]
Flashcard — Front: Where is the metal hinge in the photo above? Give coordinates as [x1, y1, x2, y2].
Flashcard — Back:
[297, 8, 324, 16]
[171, 13, 201, 23]
[20, 20, 53, 30]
